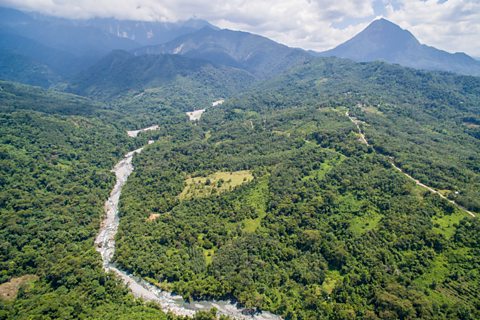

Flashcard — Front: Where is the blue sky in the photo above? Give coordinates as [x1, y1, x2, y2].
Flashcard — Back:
[1, 0, 479, 56]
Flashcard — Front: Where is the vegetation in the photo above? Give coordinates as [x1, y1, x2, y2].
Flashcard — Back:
[115, 99, 479, 319]
[179, 170, 254, 200]
[1, 54, 479, 320]
[0, 82, 175, 319]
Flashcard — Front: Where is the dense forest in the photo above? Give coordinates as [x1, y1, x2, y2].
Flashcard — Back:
[1, 55, 479, 320]
[0, 82, 199, 319]
[115, 101, 479, 319]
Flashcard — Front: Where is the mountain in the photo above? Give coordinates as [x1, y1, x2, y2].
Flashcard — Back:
[0, 7, 215, 54]
[0, 7, 215, 83]
[133, 27, 312, 78]
[67, 50, 255, 100]
[0, 7, 138, 58]
[84, 18, 216, 46]
[319, 18, 480, 76]
[0, 50, 60, 87]
[111, 57, 480, 319]
[0, 31, 84, 86]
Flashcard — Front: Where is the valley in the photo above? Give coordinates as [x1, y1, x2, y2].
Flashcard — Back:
[1, 5, 479, 320]
[96, 125, 281, 318]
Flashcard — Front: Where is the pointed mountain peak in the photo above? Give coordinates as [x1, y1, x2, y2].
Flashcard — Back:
[320, 17, 480, 76]
[370, 17, 397, 26]
[357, 18, 420, 46]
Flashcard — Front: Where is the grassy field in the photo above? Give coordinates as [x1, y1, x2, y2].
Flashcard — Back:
[203, 249, 215, 266]
[241, 177, 269, 233]
[322, 270, 343, 294]
[302, 153, 346, 182]
[349, 211, 383, 236]
[0, 275, 38, 301]
[179, 170, 254, 200]
[432, 210, 466, 239]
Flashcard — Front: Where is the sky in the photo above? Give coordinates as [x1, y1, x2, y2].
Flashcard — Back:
[1, 0, 479, 56]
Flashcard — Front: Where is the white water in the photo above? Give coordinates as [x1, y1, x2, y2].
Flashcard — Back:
[95, 129, 282, 319]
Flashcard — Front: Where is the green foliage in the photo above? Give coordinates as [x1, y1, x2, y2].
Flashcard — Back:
[115, 99, 479, 319]
[68, 50, 255, 102]
[2, 53, 480, 320]
[0, 82, 169, 319]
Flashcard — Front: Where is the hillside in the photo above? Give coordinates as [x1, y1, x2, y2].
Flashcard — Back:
[1, 7, 480, 320]
[134, 27, 312, 78]
[0, 31, 82, 86]
[0, 7, 215, 85]
[67, 50, 255, 102]
[249, 57, 480, 211]
[320, 18, 480, 76]
[0, 81, 184, 319]
[114, 58, 480, 319]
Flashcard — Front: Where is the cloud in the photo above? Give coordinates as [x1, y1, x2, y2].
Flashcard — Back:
[384, 0, 480, 56]
[0, 0, 479, 56]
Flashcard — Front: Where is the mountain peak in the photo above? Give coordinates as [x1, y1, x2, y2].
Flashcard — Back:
[356, 18, 420, 48]
[319, 18, 480, 76]
[371, 17, 397, 26]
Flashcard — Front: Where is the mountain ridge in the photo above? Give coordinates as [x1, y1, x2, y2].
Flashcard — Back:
[133, 26, 313, 78]
[67, 50, 255, 100]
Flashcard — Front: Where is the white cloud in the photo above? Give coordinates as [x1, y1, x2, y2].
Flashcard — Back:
[1, 0, 479, 56]
[384, 0, 480, 56]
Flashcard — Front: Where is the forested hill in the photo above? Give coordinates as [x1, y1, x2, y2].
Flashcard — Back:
[1, 45, 479, 320]
[114, 59, 480, 318]
[318, 18, 480, 77]
[238, 57, 480, 211]
[67, 50, 255, 101]
[133, 27, 312, 79]
[0, 80, 101, 115]
[0, 82, 194, 319]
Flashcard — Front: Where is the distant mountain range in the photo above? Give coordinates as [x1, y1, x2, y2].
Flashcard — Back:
[0, 7, 214, 86]
[133, 27, 312, 79]
[319, 18, 480, 77]
[1, 6, 479, 91]
[67, 50, 255, 100]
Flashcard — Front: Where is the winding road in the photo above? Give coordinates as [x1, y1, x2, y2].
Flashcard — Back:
[95, 125, 281, 319]
[346, 111, 476, 218]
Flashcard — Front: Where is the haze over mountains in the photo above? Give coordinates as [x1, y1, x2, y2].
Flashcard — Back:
[0, 7, 214, 84]
[133, 27, 312, 79]
[0, 6, 479, 92]
[68, 50, 254, 100]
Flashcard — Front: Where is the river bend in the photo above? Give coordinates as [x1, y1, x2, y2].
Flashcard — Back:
[95, 127, 281, 319]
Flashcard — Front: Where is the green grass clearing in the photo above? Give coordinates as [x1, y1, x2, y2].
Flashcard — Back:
[179, 170, 254, 200]
[303, 153, 346, 182]
[203, 249, 215, 266]
[204, 130, 211, 140]
[361, 105, 384, 115]
[414, 254, 449, 294]
[242, 177, 269, 233]
[349, 212, 383, 236]
[272, 130, 291, 137]
[322, 270, 343, 294]
[432, 210, 465, 239]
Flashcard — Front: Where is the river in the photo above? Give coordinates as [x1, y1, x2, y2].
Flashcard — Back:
[95, 127, 282, 319]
